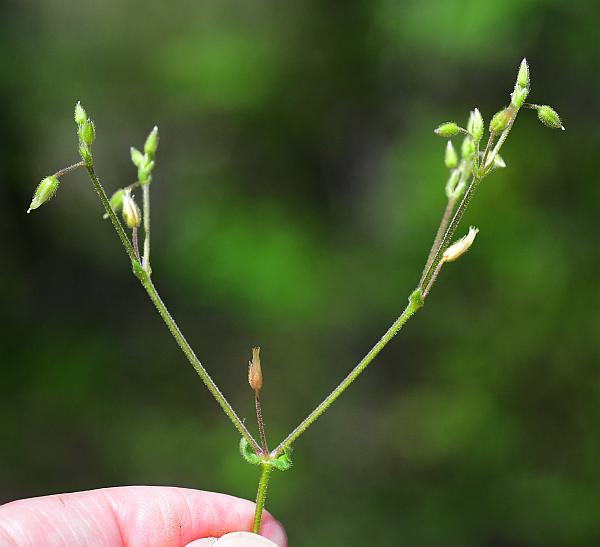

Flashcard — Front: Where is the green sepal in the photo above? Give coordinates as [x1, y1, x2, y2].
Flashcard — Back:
[271, 449, 293, 471]
[240, 438, 261, 466]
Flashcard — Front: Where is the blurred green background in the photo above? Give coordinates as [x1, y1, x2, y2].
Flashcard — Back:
[1, 0, 599, 545]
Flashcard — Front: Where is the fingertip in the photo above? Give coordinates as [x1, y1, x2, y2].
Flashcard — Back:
[260, 517, 287, 547]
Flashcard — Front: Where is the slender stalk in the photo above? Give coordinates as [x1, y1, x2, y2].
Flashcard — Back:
[132, 227, 140, 260]
[252, 463, 273, 534]
[84, 163, 262, 454]
[54, 161, 85, 179]
[142, 183, 151, 273]
[271, 294, 422, 458]
[419, 195, 456, 286]
[255, 393, 269, 455]
[85, 165, 137, 261]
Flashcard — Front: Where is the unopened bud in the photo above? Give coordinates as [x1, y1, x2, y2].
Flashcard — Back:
[445, 169, 460, 198]
[442, 226, 479, 263]
[470, 108, 484, 142]
[138, 158, 155, 183]
[79, 143, 93, 165]
[461, 135, 475, 159]
[130, 147, 144, 168]
[434, 122, 461, 138]
[444, 141, 458, 169]
[74, 101, 87, 126]
[103, 188, 126, 219]
[537, 105, 564, 130]
[78, 120, 96, 146]
[511, 86, 529, 108]
[489, 108, 511, 134]
[144, 126, 159, 158]
[248, 347, 262, 392]
[27, 175, 60, 213]
[516, 58, 530, 90]
[122, 190, 141, 229]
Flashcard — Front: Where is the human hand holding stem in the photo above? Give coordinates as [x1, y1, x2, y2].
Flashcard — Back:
[27, 59, 564, 536]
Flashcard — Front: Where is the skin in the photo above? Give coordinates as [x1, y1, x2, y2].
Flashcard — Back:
[0, 487, 285, 547]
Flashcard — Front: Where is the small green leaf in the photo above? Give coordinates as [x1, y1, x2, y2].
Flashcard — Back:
[240, 438, 261, 466]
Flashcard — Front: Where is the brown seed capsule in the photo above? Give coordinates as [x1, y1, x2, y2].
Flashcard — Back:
[248, 347, 262, 392]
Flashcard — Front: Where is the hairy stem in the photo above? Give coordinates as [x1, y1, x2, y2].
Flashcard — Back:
[271, 294, 423, 458]
[54, 161, 85, 179]
[255, 393, 269, 455]
[252, 463, 273, 534]
[142, 183, 151, 273]
[84, 163, 261, 454]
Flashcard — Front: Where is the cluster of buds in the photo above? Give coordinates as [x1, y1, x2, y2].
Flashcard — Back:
[131, 126, 159, 184]
[104, 126, 159, 222]
[75, 102, 95, 165]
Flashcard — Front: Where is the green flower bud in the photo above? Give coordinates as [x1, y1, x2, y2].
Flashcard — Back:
[516, 58, 530, 90]
[144, 126, 159, 158]
[79, 143, 93, 165]
[434, 122, 461, 138]
[445, 169, 460, 198]
[537, 105, 564, 130]
[511, 86, 529, 108]
[489, 108, 511, 135]
[470, 108, 484, 142]
[461, 135, 475, 159]
[102, 188, 126, 219]
[444, 140, 458, 169]
[130, 147, 144, 168]
[451, 180, 467, 200]
[138, 159, 155, 183]
[74, 101, 87, 126]
[122, 190, 141, 229]
[78, 120, 95, 146]
[27, 175, 60, 213]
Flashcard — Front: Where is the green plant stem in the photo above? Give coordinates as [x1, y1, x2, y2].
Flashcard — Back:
[142, 183, 151, 273]
[84, 163, 262, 454]
[252, 463, 273, 534]
[271, 294, 423, 458]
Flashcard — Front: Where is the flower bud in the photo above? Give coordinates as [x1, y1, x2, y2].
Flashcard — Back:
[511, 86, 529, 108]
[444, 140, 458, 169]
[130, 147, 144, 168]
[434, 122, 461, 138]
[103, 188, 126, 219]
[248, 347, 262, 392]
[461, 135, 475, 159]
[74, 101, 87, 126]
[470, 108, 484, 142]
[138, 159, 155, 183]
[442, 226, 479, 263]
[489, 108, 511, 134]
[78, 120, 96, 146]
[122, 190, 141, 229]
[516, 58, 530, 90]
[537, 105, 564, 130]
[144, 126, 159, 158]
[27, 175, 60, 213]
[445, 169, 460, 198]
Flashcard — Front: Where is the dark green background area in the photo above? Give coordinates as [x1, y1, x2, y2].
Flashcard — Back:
[1, 1, 599, 545]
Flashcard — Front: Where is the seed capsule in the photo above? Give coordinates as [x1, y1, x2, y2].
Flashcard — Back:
[248, 347, 263, 392]
[27, 175, 60, 213]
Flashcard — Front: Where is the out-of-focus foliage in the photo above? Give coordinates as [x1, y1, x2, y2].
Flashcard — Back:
[1, 0, 599, 545]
